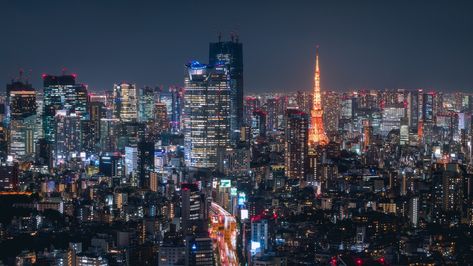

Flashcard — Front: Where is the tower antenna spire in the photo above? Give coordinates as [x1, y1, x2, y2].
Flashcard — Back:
[308, 45, 328, 146]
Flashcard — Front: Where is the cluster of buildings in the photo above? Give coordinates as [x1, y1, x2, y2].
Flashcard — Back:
[0, 36, 472, 266]
[238, 87, 473, 264]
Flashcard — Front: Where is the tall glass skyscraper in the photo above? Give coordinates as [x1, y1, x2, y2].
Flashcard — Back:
[209, 36, 243, 143]
[113, 83, 138, 122]
[284, 108, 309, 180]
[6, 79, 37, 160]
[138, 86, 157, 122]
[183, 61, 230, 170]
[42, 74, 88, 143]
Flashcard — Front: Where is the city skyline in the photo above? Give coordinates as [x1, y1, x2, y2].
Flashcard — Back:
[2, 0, 473, 92]
[2, 1, 473, 265]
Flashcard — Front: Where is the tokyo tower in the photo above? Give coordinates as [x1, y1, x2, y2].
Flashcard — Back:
[309, 47, 329, 146]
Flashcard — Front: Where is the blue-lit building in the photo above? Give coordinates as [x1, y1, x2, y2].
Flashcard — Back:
[251, 218, 269, 256]
[42, 74, 88, 143]
[138, 86, 157, 123]
[183, 61, 230, 170]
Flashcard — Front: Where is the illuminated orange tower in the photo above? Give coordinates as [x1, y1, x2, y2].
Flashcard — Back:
[309, 47, 329, 146]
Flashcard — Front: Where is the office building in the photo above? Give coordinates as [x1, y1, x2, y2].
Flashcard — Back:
[42, 74, 88, 143]
[284, 109, 309, 180]
[183, 61, 230, 170]
[113, 83, 138, 122]
[54, 111, 82, 165]
[7, 78, 36, 120]
[160, 87, 184, 133]
[181, 183, 202, 234]
[251, 218, 269, 256]
[186, 236, 214, 266]
[251, 109, 267, 139]
[209, 35, 243, 142]
[7, 78, 37, 160]
[138, 86, 156, 122]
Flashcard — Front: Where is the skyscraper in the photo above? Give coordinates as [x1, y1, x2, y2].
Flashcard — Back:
[285, 109, 309, 180]
[9, 116, 36, 160]
[159, 87, 184, 133]
[85, 101, 105, 154]
[209, 35, 243, 143]
[251, 109, 267, 139]
[6, 78, 37, 160]
[7, 78, 36, 120]
[244, 96, 260, 127]
[266, 97, 283, 132]
[381, 104, 405, 136]
[407, 90, 420, 132]
[138, 86, 156, 122]
[42, 74, 88, 144]
[137, 141, 154, 188]
[181, 183, 202, 234]
[296, 91, 312, 114]
[431, 163, 465, 223]
[323, 91, 340, 133]
[308, 48, 329, 146]
[154, 102, 169, 133]
[54, 111, 82, 165]
[113, 83, 138, 122]
[421, 92, 435, 145]
[183, 61, 230, 170]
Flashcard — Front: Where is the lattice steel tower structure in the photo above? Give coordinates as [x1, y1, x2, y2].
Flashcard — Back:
[309, 47, 329, 145]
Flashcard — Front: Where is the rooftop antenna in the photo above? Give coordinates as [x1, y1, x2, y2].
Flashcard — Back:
[218, 32, 222, 42]
[27, 69, 32, 83]
[18, 68, 24, 82]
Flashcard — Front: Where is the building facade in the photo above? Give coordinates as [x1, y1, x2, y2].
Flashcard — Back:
[183, 61, 230, 170]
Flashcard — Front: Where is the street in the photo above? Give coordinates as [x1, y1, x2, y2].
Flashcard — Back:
[209, 202, 239, 266]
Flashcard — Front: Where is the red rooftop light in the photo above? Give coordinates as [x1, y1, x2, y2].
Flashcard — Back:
[330, 257, 337, 266]
[355, 258, 362, 266]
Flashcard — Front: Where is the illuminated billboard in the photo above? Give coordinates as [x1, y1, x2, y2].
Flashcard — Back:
[241, 209, 249, 220]
[220, 179, 231, 188]
[238, 192, 246, 206]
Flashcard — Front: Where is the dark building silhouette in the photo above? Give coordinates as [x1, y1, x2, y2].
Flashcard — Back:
[284, 109, 309, 181]
[6, 79, 36, 119]
[209, 35, 243, 143]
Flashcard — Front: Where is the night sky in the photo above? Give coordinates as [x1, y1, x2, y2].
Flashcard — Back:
[1, 0, 473, 92]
